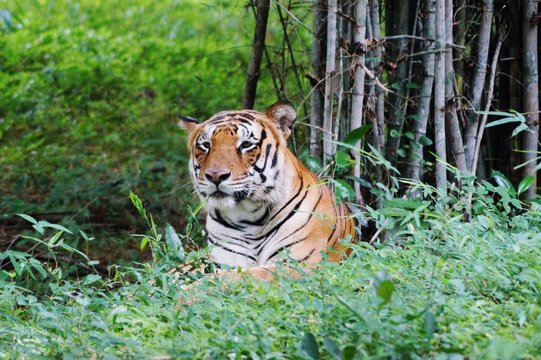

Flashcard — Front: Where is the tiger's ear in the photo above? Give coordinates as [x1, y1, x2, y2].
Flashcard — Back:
[178, 115, 201, 135]
[265, 101, 296, 139]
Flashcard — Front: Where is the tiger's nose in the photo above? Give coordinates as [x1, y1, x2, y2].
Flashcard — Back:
[205, 169, 231, 185]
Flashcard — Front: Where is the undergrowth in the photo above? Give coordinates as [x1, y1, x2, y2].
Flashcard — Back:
[1, 178, 540, 359]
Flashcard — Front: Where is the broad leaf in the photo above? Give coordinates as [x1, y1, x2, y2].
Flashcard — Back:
[302, 332, 320, 360]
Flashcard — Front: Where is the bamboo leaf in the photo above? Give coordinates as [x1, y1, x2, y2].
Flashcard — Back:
[343, 124, 372, 145]
[511, 123, 531, 138]
[517, 176, 535, 196]
[484, 117, 520, 128]
[16, 213, 38, 225]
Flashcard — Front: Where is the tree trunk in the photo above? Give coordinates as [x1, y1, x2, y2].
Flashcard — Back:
[243, 0, 271, 109]
[521, 0, 539, 199]
[434, 0, 447, 193]
[404, 0, 435, 181]
[444, 0, 467, 174]
[323, 0, 338, 164]
[369, 0, 385, 152]
[350, 0, 367, 203]
[384, 0, 412, 167]
[310, 0, 327, 160]
[463, 0, 494, 172]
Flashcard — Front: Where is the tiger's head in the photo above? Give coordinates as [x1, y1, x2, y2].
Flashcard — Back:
[179, 102, 296, 209]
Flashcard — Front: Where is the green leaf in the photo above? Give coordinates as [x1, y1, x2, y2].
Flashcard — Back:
[485, 117, 521, 128]
[418, 135, 433, 146]
[517, 176, 535, 196]
[342, 345, 357, 360]
[335, 295, 367, 322]
[390, 129, 400, 138]
[376, 279, 395, 305]
[491, 170, 516, 195]
[302, 332, 320, 360]
[130, 190, 146, 218]
[323, 337, 341, 360]
[41, 221, 73, 234]
[29, 258, 47, 278]
[384, 198, 422, 210]
[165, 223, 185, 260]
[333, 179, 355, 200]
[343, 124, 372, 145]
[16, 213, 38, 225]
[335, 151, 355, 170]
[346, 175, 372, 189]
[141, 236, 149, 250]
[511, 123, 531, 138]
[48, 231, 64, 247]
[301, 153, 322, 173]
[84, 274, 102, 284]
[406, 81, 422, 89]
[423, 310, 436, 339]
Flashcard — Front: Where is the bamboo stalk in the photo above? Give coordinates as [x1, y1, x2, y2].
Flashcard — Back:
[404, 0, 435, 181]
[521, 0, 539, 199]
[434, 0, 447, 193]
[463, 0, 494, 172]
[322, 0, 338, 164]
[350, 0, 367, 204]
[444, 0, 467, 173]
[310, 0, 326, 160]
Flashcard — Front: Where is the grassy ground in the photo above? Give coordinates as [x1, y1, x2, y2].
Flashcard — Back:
[0, 0, 282, 224]
[2, 185, 541, 358]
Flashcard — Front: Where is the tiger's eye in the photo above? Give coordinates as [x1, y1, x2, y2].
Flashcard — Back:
[240, 141, 253, 149]
[200, 141, 211, 150]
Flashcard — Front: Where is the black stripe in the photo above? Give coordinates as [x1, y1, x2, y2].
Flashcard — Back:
[252, 190, 309, 245]
[296, 248, 316, 262]
[237, 113, 255, 121]
[211, 210, 246, 231]
[208, 236, 256, 262]
[239, 206, 270, 226]
[268, 176, 303, 223]
[259, 189, 323, 256]
[271, 146, 279, 168]
[267, 236, 308, 261]
[179, 115, 201, 124]
[254, 143, 272, 173]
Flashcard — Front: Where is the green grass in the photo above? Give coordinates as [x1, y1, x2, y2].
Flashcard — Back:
[0, 0, 279, 220]
[2, 183, 541, 358]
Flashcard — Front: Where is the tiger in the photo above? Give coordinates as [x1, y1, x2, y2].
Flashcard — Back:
[179, 101, 356, 281]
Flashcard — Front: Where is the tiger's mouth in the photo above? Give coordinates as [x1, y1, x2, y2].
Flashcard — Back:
[209, 190, 228, 199]
[208, 189, 250, 201]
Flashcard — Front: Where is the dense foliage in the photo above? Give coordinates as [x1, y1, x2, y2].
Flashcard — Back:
[0, 0, 274, 225]
[2, 181, 541, 358]
[1, 1, 540, 358]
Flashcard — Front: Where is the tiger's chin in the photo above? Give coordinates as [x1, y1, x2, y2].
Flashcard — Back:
[204, 189, 252, 209]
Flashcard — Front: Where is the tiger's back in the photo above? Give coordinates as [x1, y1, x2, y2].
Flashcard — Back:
[180, 102, 356, 268]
